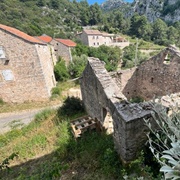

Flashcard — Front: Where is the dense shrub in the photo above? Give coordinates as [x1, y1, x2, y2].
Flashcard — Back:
[54, 59, 69, 82]
[68, 54, 88, 78]
[58, 96, 85, 117]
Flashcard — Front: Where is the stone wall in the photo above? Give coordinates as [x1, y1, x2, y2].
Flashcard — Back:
[0, 29, 55, 103]
[123, 46, 180, 100]
[80, 57, 156, 162]
[50, 39, 72, 64]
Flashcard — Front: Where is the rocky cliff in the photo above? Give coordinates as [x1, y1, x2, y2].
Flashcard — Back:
[133, 0, 180, 22]
[101, 0, 180, 23]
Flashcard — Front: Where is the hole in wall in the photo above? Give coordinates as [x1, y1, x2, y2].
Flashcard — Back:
[102, 108, 113, 134]
[163, 53, 171, 65]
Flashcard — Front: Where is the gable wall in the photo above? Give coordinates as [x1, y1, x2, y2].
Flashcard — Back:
[0, 29, 54, 103]
[50, 39, 72, 64]
[123, 47, 180, 100]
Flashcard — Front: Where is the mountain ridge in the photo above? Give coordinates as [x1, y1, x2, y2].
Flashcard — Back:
[101, 0, 180, 23]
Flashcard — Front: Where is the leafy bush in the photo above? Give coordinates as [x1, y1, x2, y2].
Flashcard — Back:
[54, 59, 69, 82]
[58, 96, 85, 117]
[145, 103, 180, 179]
[68, 54, 88, 78]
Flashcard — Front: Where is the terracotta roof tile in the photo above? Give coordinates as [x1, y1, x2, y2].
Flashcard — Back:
[0, 24, 45, 45]
[36, 35, 52, 43]
[55, 39, 76, 47]
[83, 29, 102, 35]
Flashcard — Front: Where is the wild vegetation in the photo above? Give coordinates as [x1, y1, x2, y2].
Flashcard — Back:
[145, 103, 180, 179]
[0, 0, 179, 47]
[0, 97, 168, 180]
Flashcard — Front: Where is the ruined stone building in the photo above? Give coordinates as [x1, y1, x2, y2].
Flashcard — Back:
[80, 46, 180, 162]
[77, 29, 129, 48]
[0, 24, 56, 103]
[50, 38, 76, 65]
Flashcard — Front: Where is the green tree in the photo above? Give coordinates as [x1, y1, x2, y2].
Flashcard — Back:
[68, 54, 88, 78]
[54, 59, 69, 81]
[167, 26, 178, 45]
[152, 19, 168, 45]
[89, 3, 102, 25]
[36, 0, 45, 7]
[130, 14, 152, 40]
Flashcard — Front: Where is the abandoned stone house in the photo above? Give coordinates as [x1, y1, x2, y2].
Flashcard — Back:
[36, 35, 76, 65]
[50, 38, 76, 65]
[80, 46, 180, 162]
[0, 24, 56, 103]
[77, 29, 129, 48]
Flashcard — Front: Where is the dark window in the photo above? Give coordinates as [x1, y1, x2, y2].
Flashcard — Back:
[151, 77, 154, 83]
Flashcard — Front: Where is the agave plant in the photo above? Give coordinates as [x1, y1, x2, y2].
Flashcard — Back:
[144, 103, 180, 180]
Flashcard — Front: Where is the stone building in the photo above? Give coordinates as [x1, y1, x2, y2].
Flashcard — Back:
[50, 38, 76, 65]
[0, 24, 56, 103]
[77, 29, 129, 48]
[36, 34, 57, 65]
[122, 46, 180, 100]
[80, 46, 180, 162]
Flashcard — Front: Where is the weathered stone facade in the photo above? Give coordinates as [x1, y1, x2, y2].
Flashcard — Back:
[80, 46, 180, 162]
[0, 24, 56, 103]
[123, 46, 180, 100]
[50, 39, 76, 65]
[80, 57, 156, 162]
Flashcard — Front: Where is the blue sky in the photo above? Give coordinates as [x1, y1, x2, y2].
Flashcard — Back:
[87, 0, 133, 5]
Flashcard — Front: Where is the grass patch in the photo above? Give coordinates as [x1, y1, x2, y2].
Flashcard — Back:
[0, 108, 161, 179]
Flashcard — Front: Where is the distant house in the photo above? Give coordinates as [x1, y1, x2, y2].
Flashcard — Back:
[77, 29, 129, 49]
[50, 38, 77, 65]
[0, 24, 56, 103]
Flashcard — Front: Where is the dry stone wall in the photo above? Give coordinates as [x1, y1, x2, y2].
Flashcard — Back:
[123, 46, 180, 100]
[50, 39, 72, 64]
[80, 57, 157, 162]
[0, 29, 55, 103]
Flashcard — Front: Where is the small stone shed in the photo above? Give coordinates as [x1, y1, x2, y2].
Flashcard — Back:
[80, 46, 180, 162]
[0, 24, 56, 103]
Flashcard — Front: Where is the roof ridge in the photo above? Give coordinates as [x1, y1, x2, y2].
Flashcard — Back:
[0, 24, 45, 45]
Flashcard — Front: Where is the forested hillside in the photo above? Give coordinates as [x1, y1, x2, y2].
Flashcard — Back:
[0, 0, 180, 47]
[0, 0, 103, 37]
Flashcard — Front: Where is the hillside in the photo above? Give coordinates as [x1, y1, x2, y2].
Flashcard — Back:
[0, 0, 179, 55]
[0, 0, 102, 37]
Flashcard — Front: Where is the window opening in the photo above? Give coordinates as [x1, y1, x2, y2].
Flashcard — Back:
[163, 53, 171, 64]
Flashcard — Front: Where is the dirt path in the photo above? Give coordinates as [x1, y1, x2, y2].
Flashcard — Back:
[0, 104, 61, 134]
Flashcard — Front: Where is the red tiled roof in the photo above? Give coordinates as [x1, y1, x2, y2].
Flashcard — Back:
[36, 35, 52, 43]
[55, 39, 76, 47]
[0, 24, 45, 45]
[102, 32, 114, 37]
[83, 29, 102, 35]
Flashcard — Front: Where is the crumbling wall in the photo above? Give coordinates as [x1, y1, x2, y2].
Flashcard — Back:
[80, 58, 124, 123]
[80, 57, 156, 162]
[123, 46, 180, 100]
